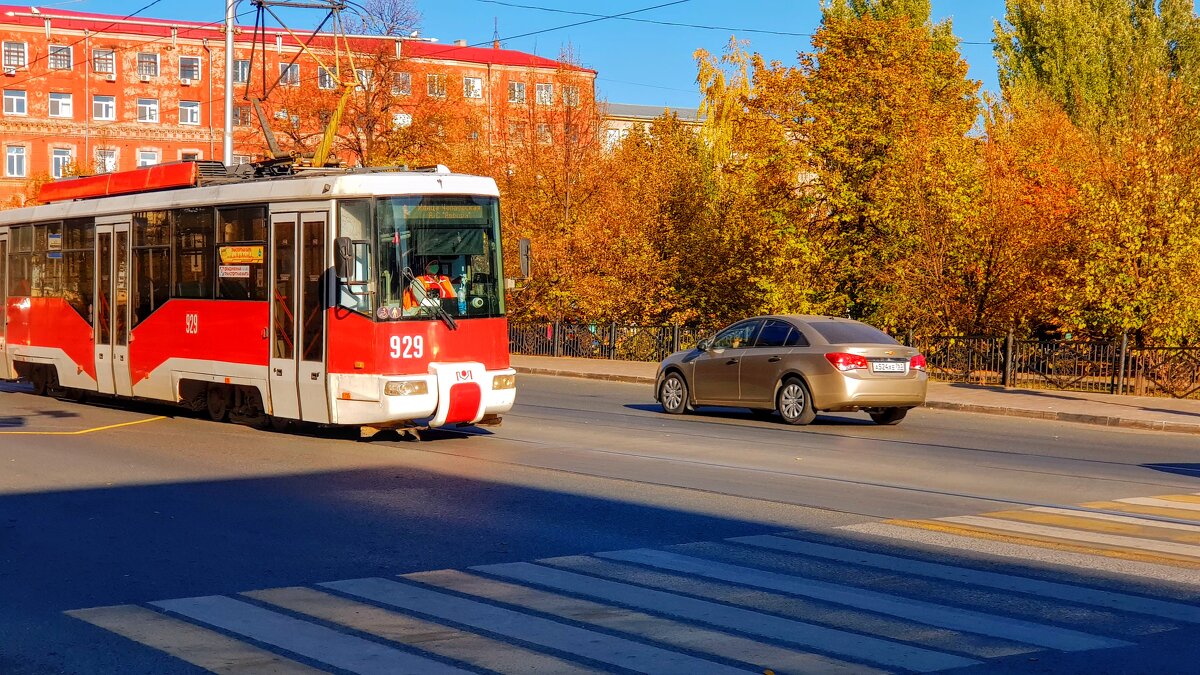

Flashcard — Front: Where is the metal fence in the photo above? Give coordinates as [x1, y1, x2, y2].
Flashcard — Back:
[509, 323, 1200, 400]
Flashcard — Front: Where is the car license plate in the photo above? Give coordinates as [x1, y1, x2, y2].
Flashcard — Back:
[871, 361, 906, 373]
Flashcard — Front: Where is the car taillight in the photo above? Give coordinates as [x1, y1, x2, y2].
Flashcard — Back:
[825, 352, 869, 371]
[910, 354, 927, 371]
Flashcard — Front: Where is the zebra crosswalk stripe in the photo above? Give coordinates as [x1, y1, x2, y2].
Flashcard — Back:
[474, 561, 982, 672]
[322, 577, 755, 675]
[152, 595, 474, 675]
[409, 568, 885, 675]
[595, 548, 1130, 652]
[732, 534, 1200, 624]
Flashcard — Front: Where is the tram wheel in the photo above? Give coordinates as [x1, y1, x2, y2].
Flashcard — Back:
[206, 385, 230, 422]
[29, 366, 49, 396]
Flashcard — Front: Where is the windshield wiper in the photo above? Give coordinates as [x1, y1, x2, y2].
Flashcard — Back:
[402, 267, 458, 331]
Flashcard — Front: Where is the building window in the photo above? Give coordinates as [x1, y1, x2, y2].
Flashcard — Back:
[355, 68, 372, 90]
[137, 150, 160, 167]
[3, 90, 26, 116]
[181, 152, 199, 161]
[95, 148, 117, 173]
[427, 73, 445, 97]
[6, 145, 26, 177]
[605, 128, 629, 149]
[508, 81, 526, 104]
[49, 92, 72, 118]
[179, 100, 200, 125]
[392, 72, 411, 96]
[233, 105, 252, 127]
[137, 52, 159, 79]
[563, 85, 579, 107]
[179, 56, 201, 81]
[507, 121, 526, 144]
[93, 95, 115, 120]
[536, 83, 553, 106]
[2, 42, 26, 70]
[463, 76, 482, 99]
[137, 98, 159, 123]
[279, 63, 299, 86]
[317, 66, 336, 90]
[392, 112, 412, 128]
[51, 149, 73, 179]
[233, 59, 250, 84]
[48, 45, 72, 71]
[232, 154, 251, 165]
[537, 123, 552, 144]
[92, 49, 115, 74]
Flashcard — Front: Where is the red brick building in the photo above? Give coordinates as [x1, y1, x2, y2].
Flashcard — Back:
[0, 5, 596, 205]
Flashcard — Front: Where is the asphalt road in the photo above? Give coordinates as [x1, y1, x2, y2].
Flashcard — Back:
[1, 375, 1198, 674]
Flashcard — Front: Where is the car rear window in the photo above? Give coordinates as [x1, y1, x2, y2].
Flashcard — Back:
[807, 321, 898, 345]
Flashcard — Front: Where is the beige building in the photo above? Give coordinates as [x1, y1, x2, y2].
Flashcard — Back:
[601, 102, 702, 149]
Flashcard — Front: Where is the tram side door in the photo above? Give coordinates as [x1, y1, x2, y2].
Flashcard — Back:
[94, 222, 132, 397]
[270, 212, 329, 423]
[0, 231, 8, 380]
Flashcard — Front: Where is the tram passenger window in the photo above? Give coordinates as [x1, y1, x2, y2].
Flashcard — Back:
[31, 224, 61, 298]
[218, 206, 266, 242]
[173, 207, 213, 298]
[8, 230, 31, 296]
[133, 211, 170, 325]
[60, 219, 93, 323]
[215, 206, 266, 301]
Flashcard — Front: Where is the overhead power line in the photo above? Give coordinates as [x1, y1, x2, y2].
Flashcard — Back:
[474, 0, 994, 45]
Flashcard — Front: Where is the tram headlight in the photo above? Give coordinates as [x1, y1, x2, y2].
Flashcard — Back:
[385, 380, 428, 396]
[492, 374, 516, 390]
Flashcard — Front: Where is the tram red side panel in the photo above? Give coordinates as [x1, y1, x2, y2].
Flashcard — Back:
[4, 297, 96, 379]
[326, 311, 510, 375]
[129, 300, 270, 384]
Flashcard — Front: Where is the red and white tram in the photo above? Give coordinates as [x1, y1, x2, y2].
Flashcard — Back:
[0, 161, 515, 432]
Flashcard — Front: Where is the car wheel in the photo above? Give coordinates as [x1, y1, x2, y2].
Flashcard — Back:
[869, 407, 908, 425]
[659, 372, 688, 415]
[776, 378, 816, 426]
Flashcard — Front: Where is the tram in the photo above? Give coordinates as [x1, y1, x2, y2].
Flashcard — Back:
[0, 161, 516, 432]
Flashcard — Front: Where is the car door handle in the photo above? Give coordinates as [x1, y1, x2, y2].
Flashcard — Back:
[726, 358, 739, 365]
[768, 356, 782, 362]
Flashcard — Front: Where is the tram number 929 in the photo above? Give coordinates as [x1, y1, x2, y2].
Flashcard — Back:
[390, 335, 425, 359]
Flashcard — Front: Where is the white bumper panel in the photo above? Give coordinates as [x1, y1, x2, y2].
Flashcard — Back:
[330, 367, 516, 427]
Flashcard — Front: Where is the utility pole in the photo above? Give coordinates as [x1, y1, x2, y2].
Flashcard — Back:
[223, 0, 237, 166]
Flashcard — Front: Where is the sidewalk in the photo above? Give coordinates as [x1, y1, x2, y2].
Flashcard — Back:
[511, 355, 1200, 435]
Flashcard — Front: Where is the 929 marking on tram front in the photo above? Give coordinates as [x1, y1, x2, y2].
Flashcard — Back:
[390, 335, 425, 359]
[184, 313, 199, 335]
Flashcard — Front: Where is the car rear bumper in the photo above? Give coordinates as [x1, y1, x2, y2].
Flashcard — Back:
[810, 371, 928, 411]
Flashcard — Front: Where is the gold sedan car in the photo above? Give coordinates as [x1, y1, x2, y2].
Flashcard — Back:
[655, 316, 927, 425]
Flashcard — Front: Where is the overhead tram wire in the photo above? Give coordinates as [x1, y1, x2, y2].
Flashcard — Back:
[419, 0, 695, 60]
[473, 0, 994, 45]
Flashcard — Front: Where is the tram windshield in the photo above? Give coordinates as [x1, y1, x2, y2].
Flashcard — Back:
[337, 195, 505, 321]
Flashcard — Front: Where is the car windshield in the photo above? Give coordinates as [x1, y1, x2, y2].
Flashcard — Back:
[807, 320, 898, 345]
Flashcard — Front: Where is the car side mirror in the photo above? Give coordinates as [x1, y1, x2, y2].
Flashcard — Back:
[334, 236, 353, 280]
[697, 337, 713, 351]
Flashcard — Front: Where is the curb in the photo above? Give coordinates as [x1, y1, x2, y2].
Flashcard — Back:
[515, 366, 1200, 435]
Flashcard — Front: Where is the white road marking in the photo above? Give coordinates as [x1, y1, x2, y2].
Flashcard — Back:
[321, 577, 754, 675]
[1116, 497, 1200, 512]
[733, 534, 1200, 624]
[152, 595, 473, 675]
[596, 548, 1130, 652]
[942, 516, 1200, 558]
[1027, 507, 1200, 533]
[474, 561, 981, 672]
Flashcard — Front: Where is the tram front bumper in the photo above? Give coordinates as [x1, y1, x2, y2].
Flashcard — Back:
[330, 367, 516, 427]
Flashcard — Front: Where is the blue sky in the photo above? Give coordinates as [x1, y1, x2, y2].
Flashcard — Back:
[43, 1, 1014, 107]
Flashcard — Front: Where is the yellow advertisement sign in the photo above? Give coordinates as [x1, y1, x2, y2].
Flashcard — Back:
[219, 245, 264, 264]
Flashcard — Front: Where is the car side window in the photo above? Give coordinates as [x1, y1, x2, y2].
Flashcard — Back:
[784, 328, 810, 347]
[712, 320, 761, 349]
[755, 320, 794, 348]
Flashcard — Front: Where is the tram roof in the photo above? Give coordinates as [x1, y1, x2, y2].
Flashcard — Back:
[0, 165, 500, 226]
